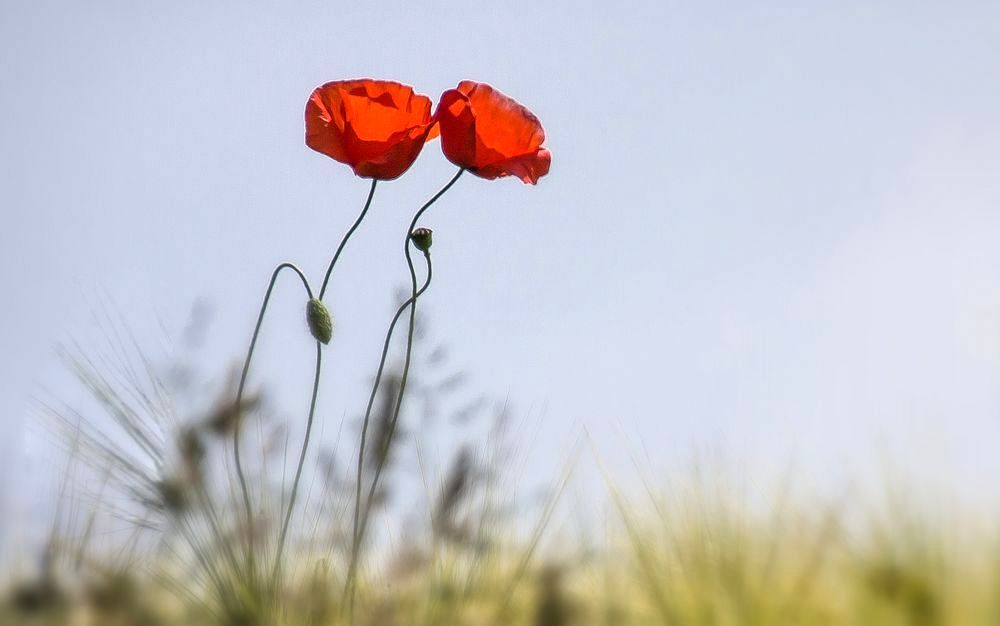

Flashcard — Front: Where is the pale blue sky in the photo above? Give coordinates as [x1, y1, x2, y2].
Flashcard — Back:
[4, 0, 1000, 554]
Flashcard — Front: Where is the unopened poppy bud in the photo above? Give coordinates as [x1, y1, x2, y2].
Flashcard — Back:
[306, 298, 333, 345]
[410, 227, 433, 253]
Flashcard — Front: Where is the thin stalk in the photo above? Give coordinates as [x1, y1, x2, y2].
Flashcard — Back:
[320, 179, 377, 300]
[358, 169, 464, 540]
[343, 251, 433, 603]
[272, 340, 323, 580]
[233, 263, 312, 533]
[344, 167, 464, 612]
[233, 180, 376, 584]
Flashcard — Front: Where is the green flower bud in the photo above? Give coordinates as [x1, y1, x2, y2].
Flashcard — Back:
[306, 298, 333, 345]
[410, 227, 433, 253]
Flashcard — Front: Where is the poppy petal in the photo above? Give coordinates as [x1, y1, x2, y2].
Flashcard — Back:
[435, 81, 550, 184]
[476, 148, 551, 184]
[437, 89, 478, 171]
[306, 79, 435, 180]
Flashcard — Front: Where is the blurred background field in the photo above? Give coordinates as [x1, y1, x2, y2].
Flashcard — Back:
[3, 306, 1000, 626]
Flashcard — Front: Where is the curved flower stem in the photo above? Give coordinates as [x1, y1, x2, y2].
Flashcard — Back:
[343, 251, 432, 604]
[233, 263, 313, 539]
[344, 168, 464, 612]
[272, 179, 377, 582]
[319, 179, 377, 300]
[232, 180, 377, 583]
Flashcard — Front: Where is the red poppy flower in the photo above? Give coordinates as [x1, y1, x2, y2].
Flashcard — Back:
[436, 81, 551, 184]
[306, 79, 438, 180]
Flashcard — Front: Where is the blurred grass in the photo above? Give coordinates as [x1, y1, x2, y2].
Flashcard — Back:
[5, 307, 1000, 625]
[6, 470, 1000, 626]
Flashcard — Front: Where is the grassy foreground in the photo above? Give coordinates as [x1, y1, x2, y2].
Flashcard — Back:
[4, 464, 998, 626]
[4, 323, 997, 626]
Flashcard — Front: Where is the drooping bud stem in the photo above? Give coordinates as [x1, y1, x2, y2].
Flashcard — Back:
[306, 298, 333, 344]
[410, 227, 433, 254]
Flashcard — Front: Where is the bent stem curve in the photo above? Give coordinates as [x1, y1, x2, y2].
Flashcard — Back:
[232, 180, 377, 585]
[343, 250, 433, 605]
[273, 180, 378, 582]
[233, 263, 313, 547]
[320, 179, 377, 300]
[344, 167, 464, 612]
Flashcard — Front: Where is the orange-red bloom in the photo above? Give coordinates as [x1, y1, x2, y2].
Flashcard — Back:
[306, 79, 438, 180]
[436, 81, 551, 184]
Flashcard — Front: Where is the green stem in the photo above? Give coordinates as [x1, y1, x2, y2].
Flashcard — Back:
[320, 179, 377, 300]
[234, 263, 312, 538]
[344, 251, 432, 603]
[232, 180, 377, 583]
[272, 340, 322, 580]
[272, 179, 377, 581]
[344, 167, 464, 612]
